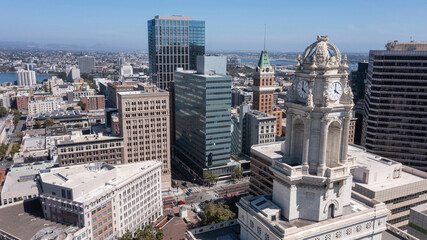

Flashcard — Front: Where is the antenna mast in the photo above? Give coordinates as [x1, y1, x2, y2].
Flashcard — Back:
[264, 24, 266, 51]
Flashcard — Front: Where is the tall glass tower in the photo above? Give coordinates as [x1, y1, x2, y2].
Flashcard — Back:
[174, 55, 235, 182]
[148, 15, 205, 90]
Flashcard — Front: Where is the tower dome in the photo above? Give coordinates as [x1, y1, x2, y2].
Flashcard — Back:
[298, 35, 347, 71]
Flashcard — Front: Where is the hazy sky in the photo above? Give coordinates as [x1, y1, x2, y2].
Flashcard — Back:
[1, 0, 427, 52]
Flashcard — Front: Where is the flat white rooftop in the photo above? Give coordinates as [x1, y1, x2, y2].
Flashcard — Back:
[251, 142, 284, 161]
[40, 161, 161, 203]
[349, 145, 425, 192]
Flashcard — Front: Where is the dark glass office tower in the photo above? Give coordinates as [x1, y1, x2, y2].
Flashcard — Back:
[148, 15, 205, 90]
[362, 41, 427, 171]
[174, 55, 235, 182]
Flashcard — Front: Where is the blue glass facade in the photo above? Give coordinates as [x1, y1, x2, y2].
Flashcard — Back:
[148, 16, 205, 90]
[174, 70, 231, 178]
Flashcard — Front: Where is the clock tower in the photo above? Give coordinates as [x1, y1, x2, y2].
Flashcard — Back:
[271, 35, 355, 222]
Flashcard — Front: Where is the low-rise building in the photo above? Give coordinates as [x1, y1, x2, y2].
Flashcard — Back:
[67, 89, 95, 103]
[26, 110, 90, 130]
[1, 169, 39, 205]
[15, 93, 30, 111]
[39, 161, 163, 239]
[56, 132, 123, 167]
[52, 84, 74, 97]
[351, 145, 427, 230]
[408, 203, 427, 239]
[28, 98, 62, 115]
[80, 95, 105, 111]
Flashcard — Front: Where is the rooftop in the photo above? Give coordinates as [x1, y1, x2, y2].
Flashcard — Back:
[155, 15, 193, 21]
[240, 193, 372, 233]
[349, 145, 426, 192]
[385, 41, 427, 51]
[23, 136, 46, 151]
[411, 202, 427, 215]
[1, 169, 39, 199]
[0, 199, 79, 240]
[251, 141, 284, 161]
[56, 133, 122, 146]
[45, 126, 68, 137]
[40, 162, 161, 203]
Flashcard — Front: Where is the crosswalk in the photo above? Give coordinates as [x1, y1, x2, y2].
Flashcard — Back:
[186, 187, 202, 193]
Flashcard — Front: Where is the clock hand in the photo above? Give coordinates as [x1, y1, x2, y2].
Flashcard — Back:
[302, 88, 307, 94]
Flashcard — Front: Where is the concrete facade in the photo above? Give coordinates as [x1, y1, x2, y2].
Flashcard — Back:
[362, 41, 427, 171]
[408, 203, 427, 239]
[56, 132, 124, 167]
[39, 161, 163, 239]
[239, 36, 389, 240]
[17, 69, 36, 86]
[118, 89, 171, 191]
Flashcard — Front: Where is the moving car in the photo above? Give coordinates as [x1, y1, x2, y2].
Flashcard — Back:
[178, 201, 186, 205]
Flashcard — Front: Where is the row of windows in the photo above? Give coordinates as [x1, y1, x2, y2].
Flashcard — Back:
[60, 142, 121, 153]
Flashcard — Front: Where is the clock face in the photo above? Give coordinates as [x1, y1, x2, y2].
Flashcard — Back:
[297, 80, 309, 99]
[328, 81, 343, 101]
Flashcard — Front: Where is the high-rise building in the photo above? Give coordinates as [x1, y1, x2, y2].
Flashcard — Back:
[16, 69, 36, 86]
[175, 55, 236, 181]
[78, 55, 96, 74]
[238, 36, 389, 240]
[38, 161, 163, 239]
[67, 67, 81, 82]
[148, 15, 205, 90]
[117, 86, 171, 191]
[362, 41, 427, 171]
[252, 51, 282, 136]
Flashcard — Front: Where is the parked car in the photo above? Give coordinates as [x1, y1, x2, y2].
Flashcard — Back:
[188, 189, 193, 192]
[178, 201, 186, 205]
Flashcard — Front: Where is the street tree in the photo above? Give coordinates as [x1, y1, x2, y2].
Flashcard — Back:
[45, 117, 54, 127]
[231, 167, 243, 181]
[34, 121, 42, 129]
[77, 101, 86, 110]
[204, 173, 219, 187]
[0, 106, 7, 117]
[201, 202, 235, 226]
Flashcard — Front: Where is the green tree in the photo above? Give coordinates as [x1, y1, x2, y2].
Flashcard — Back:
[274, 88, 281, 92]
[119, 225, 163, 240]
[204, 173, 219, 187]
[67, 106, 75, 110]
[13, 110, 22, 124]
[0, 144, 8, 158]
[36, 80, 41, 84]
[10, 144, 20, 157]
[201, 202, 235, 226]
[231, 167, 243, 181]
[0, 106, 7, 117]
[117, 229, 132, 240]
[45, 117, 54, 127]
[77, 101, 86, 110]
[34, 121, 42, 129]
[17, 132, 24, 141]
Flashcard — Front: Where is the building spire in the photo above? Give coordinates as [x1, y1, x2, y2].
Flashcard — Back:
[264, 24, 266, 51]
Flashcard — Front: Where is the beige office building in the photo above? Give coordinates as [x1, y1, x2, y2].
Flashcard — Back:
[118, 88, 171, 191]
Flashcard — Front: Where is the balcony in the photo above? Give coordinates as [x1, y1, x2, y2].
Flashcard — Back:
[272, 160, 303, 179]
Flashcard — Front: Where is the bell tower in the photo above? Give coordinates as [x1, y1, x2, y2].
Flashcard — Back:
[271, 35, 355, 222]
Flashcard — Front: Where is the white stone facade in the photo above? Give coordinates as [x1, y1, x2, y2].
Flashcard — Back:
[39, 162, 163, 240]
[17, 69, 36, 86]
[28, 98, 62, 115]
[239, 36, 389, 240]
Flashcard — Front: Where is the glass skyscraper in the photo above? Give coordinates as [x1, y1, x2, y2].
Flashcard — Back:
[148, 15, 205, 90]
[174, 55, 235, 181]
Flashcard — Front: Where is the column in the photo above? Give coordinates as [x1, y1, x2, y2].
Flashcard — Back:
[340, 117, 350, 164]
[318, 117, 329, 175]
[284, 112, 293, 156]
[302, 116, 311, 170]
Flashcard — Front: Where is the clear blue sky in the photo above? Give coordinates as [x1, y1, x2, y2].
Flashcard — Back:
[1, 0, 426, 52]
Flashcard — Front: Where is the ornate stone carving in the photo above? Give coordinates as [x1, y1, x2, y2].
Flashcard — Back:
[250, 220, 254, 228]
[336, 231, 342, 238]
[324, 234, 331, 240]
[366, 222, 372, 229]
[346, 228, 352, 235]
[356, 225, 362, 232]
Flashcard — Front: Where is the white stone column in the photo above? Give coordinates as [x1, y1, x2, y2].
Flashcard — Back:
[284, 112, 293, 156]
[302, 115, 311, 170]
[318, 116, 329, 175]
[340, 116, 350, 164]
